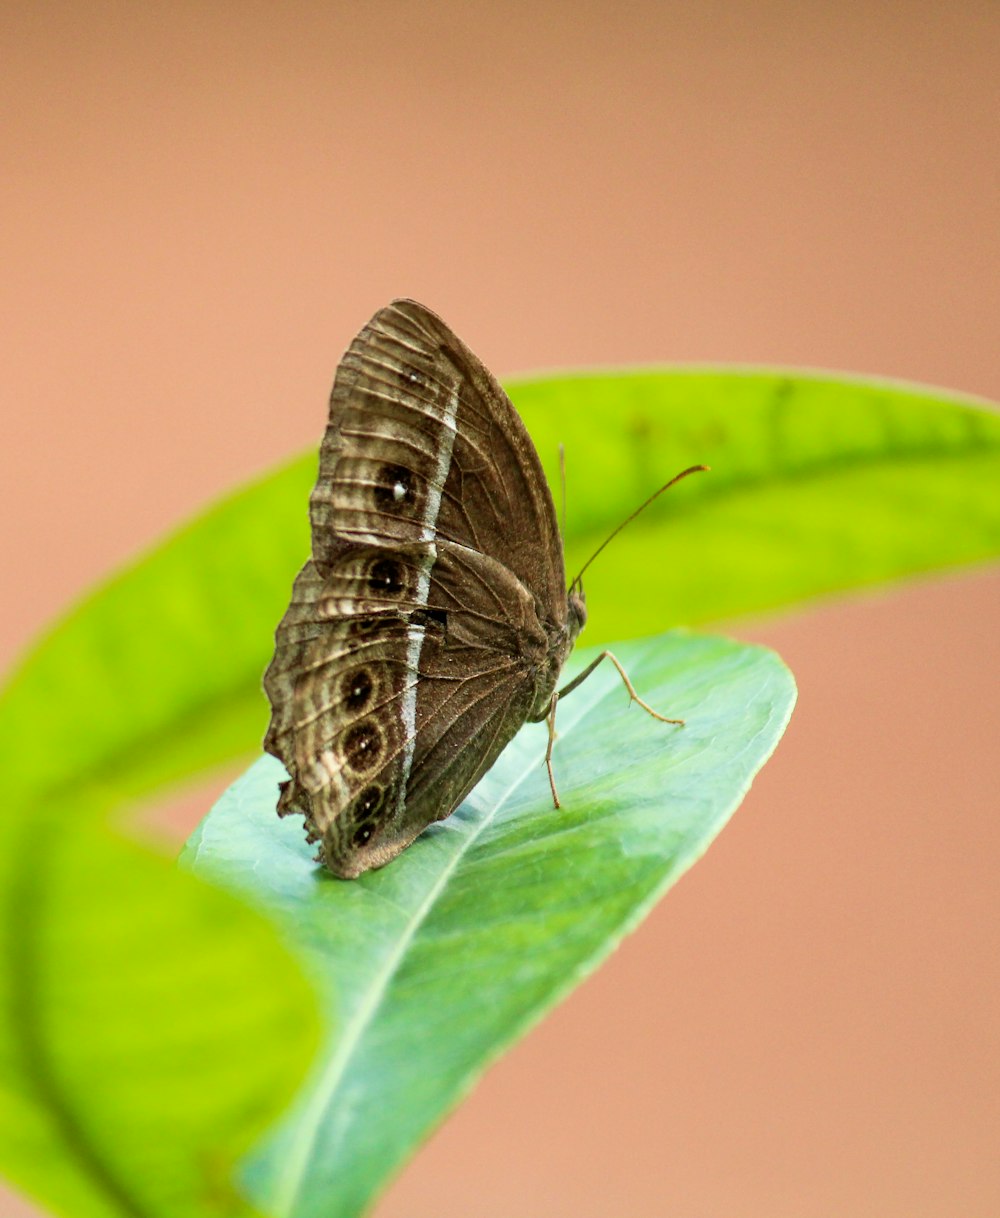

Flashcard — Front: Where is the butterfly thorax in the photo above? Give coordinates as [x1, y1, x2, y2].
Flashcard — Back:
[527, 585, 587, 722]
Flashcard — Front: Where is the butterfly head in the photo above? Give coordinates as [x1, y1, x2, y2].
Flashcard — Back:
[567, 579, 587, 643]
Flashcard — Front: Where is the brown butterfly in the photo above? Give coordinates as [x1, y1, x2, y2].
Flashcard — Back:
[263, 300, 702, 878]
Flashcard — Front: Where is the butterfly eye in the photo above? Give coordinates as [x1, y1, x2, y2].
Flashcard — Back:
[352, 823, 374, 847]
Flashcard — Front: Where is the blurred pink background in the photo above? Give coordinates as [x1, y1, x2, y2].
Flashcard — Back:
[3, 3, 998, 1216]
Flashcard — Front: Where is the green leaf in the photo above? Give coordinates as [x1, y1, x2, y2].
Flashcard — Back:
[0, 810, 322, 1218]
[526, 371, 1000, 634]
[0, 462, 314, 809]
[0, 369, 995, 819]
[184, 631, 796, 1218]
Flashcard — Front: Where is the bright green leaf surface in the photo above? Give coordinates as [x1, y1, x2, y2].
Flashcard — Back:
[528, 372, 1000, 637]
[185, 632, 796, 1218]
[0, 369, 995, 819]
[0, 811, 322, 1218]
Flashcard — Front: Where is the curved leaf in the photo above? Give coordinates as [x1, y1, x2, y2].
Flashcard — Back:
[0, 811, 322, 1218]
[529, 371, 1000, 634]
[0, 369, 994, 819]
[184, 631, 796, 1218]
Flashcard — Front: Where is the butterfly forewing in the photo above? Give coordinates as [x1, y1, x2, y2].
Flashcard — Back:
[312, 300, 568, 608]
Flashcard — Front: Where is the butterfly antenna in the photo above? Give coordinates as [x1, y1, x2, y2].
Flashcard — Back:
[569, 464, 709, 590]
[558, 443, 568, 538]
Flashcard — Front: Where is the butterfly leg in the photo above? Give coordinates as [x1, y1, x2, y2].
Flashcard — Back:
[556, 651, 685, 725]
[545, 692, 562, 809]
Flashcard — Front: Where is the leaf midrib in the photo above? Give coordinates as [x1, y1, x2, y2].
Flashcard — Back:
[265, 641, 656, 1218]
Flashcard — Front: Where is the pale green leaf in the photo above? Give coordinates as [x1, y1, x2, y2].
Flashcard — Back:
[185, 631, 796, 1218]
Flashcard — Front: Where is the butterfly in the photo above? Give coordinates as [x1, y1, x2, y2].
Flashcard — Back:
[263, 300, 698, 877]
